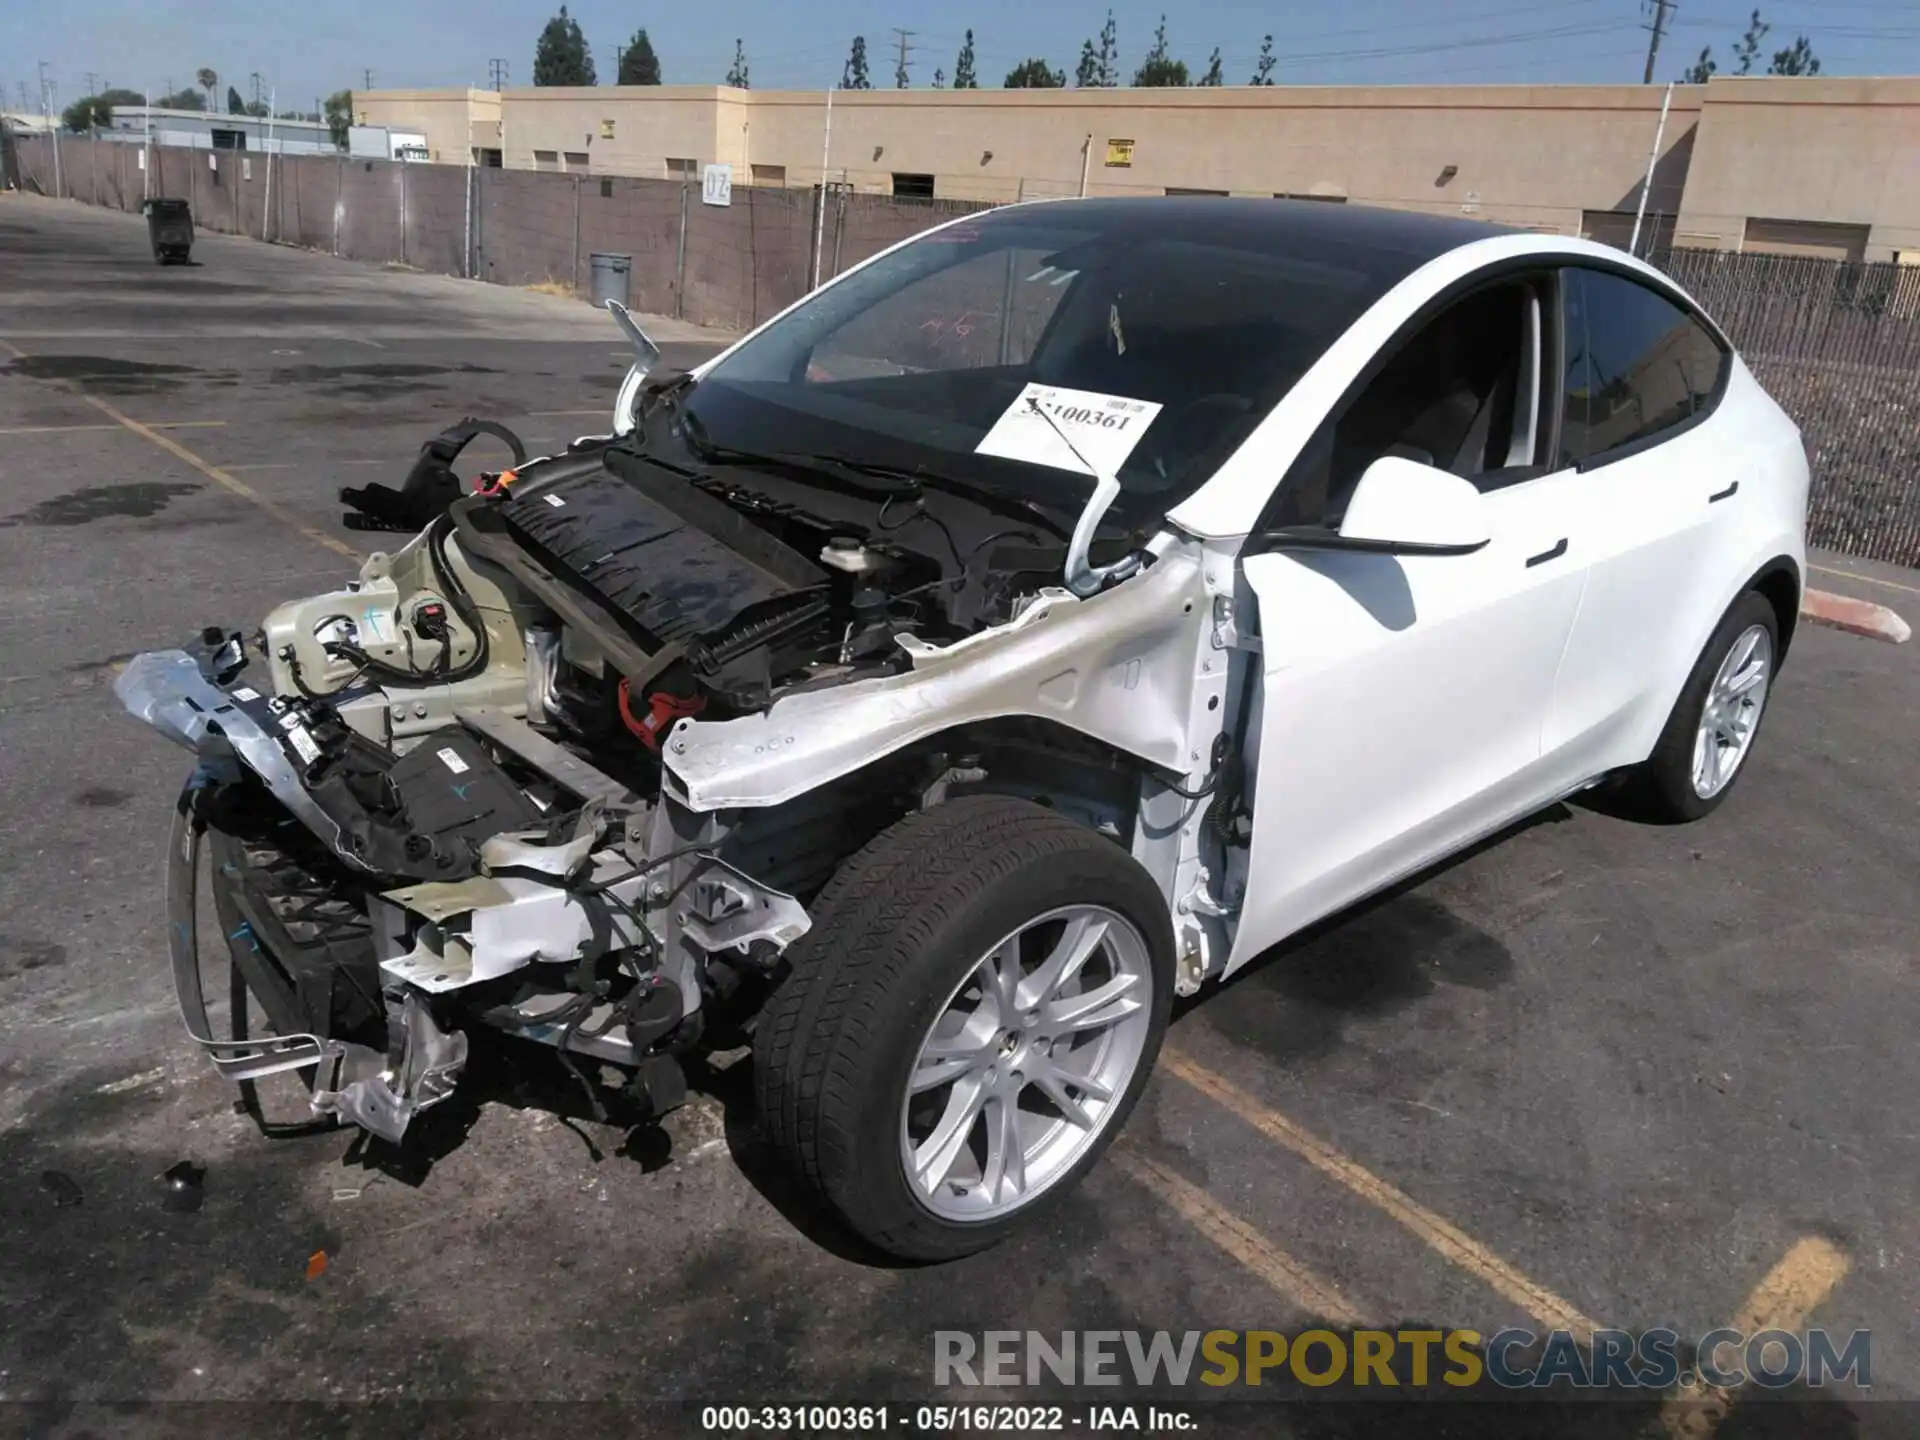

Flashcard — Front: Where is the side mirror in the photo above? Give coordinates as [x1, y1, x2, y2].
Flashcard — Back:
[1335, 456, 1490, 555]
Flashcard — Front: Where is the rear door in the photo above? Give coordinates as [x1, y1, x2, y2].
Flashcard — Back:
[1537, 266, 1740, 784]
[1229, 274, 1589, 970]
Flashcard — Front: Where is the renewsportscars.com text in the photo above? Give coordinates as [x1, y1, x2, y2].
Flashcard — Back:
[933, 1328, 1871, 1391]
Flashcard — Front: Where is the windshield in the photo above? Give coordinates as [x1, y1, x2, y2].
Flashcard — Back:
[676, 199, 1425, 529]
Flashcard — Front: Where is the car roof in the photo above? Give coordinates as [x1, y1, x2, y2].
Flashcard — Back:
[984, 195, 1517, 311]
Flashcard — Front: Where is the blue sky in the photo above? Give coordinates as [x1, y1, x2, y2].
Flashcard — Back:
[5, 0, 1917, 111]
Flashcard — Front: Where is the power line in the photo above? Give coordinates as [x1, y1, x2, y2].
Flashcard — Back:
[1643, 0, 1677, 83]
[892, 28, 917, 88]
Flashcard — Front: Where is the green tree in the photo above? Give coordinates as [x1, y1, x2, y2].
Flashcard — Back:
[195, 67, 217, 111]
[1198, 47, 1223, 86]
[62, 87, 147, 131]
[1004, 58, 1065, 88]
[1769, 35, 1820, 75]
[158, 88, 207, 111]
[226, 84, 245, 114]
[1731, 8, 1769, 75]
[842, 35, 871, 89]
[932, 67, 946, 87]
[1251, 34, 1276, 85]
[1076, 10, 1118, 87]
[533, 6, 597, 86]
[953, 30, 978, 88]
[1681, 47, 1717, 84]
[323, 89, 353, 148]
[725, 39, 749, 89]
[618, 29, 661, 84]
[1133, 16, 1189, 86]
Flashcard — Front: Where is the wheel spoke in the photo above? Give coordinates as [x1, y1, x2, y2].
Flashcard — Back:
[1726, 664, 1766, 698]
[912, 1075, 988, 1194]
[1044, 973, 1142, 1034]
[1028, 1057, 1108, 1129]
[982, 939, 1022, 1022]
[910, 1046, 982, 1094]
[1019, 914, 1108, 1011]
[980, 1093, 1026, 1204]
[1731, 628, 1762, 674]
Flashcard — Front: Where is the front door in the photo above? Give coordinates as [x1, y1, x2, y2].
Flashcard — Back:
[1228, 274, 1587, 971]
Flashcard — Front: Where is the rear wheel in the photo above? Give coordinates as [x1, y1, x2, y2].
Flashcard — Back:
[754, 795, 1173, 1261]
[1625, 590, 1779, 823]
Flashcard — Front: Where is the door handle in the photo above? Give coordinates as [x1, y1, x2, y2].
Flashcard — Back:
[1709, 480, 1740, 503]
[1525, 538, 1569, 568]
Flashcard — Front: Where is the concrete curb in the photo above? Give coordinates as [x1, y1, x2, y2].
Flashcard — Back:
[1802, 588, 1911, 644]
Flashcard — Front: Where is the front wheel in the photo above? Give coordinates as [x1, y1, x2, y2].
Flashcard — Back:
[754, 795, 1174, 1261]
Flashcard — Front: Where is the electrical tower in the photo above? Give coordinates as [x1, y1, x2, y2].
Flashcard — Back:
[364, 69, 373, 90]
[85, 71, 98, 97]
[891, 28, 917, 88]
[251, 72, 262, 110]
[489, 58, 508, 91]
[1642, 0, 1676, 84]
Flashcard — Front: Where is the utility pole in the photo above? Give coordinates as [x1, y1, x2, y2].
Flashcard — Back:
[364, 69, 373, 90]
[251, 72, 262, 111]
[489, 59, 508, 91]
[1641, 0, 1676, 84]
[891, 28, 917, 88]
[85, 71, 98, 97]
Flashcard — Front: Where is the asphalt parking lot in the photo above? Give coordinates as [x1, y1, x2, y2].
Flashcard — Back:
[3, 195, 1917, 1438]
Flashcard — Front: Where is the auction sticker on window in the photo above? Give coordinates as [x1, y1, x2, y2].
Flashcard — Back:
[975, 383, 1161, 478]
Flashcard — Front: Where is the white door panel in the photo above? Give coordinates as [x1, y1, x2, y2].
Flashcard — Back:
[1542, 415, 1751, 782]
[1229, 472, 1587, 971]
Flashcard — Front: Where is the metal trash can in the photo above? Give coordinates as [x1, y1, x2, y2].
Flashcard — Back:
[588, 252, 631, 307]
[143, 198, 194, 265]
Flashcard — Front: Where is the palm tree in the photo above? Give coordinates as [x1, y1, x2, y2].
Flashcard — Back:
[195, 67, 217, 113]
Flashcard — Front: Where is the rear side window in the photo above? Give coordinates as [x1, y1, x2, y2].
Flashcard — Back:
[1558, 268, 1728, 467]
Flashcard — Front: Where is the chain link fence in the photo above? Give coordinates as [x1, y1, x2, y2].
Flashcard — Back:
[11, 134, 1919, 566]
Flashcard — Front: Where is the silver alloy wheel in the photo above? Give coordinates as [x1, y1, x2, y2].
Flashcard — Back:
[1691, 622, 1773, 799]
[899, 904, 1153, 1222]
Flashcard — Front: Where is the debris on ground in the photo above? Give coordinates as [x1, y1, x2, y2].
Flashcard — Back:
[160, 1159, 206, 1212]
[39, 1170, 83, 1207]
[306, 1249, 329, 1281]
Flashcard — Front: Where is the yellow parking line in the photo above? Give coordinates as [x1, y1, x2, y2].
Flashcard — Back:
[1114, 1147, 1367, 1326]
[1809, 562, 1920, 598]
[0, 336, 361, 563]
[1654, 1236, 1849, 1439]
[0, 420, 229, 435]
[1162, 1047, 1599, 1347]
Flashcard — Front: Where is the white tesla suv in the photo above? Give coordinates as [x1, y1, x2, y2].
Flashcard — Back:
[120, 197, 1807, 1259]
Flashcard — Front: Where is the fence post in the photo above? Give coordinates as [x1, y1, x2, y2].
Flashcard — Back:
[830, 186, 847, 280]
[675, 179, 689, 320]
[400, 160, 409, 267]
[91, 136, 99, 206]
[332, 154, 342, 256]
[571, 175, 581, 295]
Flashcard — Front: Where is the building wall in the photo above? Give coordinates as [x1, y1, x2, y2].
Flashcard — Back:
[1676, 76, 1920, 261]
[356, 89, 500, 166]
[353, 74, 1917, 253]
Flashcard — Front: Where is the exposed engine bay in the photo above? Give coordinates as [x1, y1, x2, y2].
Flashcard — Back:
[116, 309, 1246, 1150]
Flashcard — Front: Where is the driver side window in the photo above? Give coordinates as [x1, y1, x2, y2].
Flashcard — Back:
[1262, 277, 1548, 531]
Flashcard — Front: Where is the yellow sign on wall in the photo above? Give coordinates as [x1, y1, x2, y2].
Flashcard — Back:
[600, 118, 616, 139]
[1105, 138, 1135, 168]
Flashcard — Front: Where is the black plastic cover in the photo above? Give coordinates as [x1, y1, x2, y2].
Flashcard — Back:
[498, 460, 826, 648]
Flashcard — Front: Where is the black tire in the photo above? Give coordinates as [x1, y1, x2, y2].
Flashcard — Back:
[1623, 589, 1780, 824]
[753, 794, 1174, 1261]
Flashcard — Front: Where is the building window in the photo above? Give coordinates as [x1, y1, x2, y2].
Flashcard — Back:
[600, 178, 614, 198]
[751, 163, 787, 185]
[210, 128, 246, 151]
[564, 151, 589, 171]
[891, 172, 935, 200]
[666, 157, 698, 179]
[1165, 187, 1227, 197]
[533, 149, 561, 171]
[479, 148, 503, 168]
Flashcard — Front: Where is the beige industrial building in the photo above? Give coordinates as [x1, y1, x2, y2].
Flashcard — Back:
[358, 74, 1920, 262]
